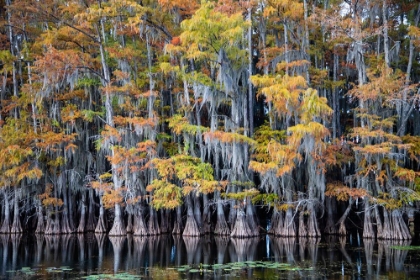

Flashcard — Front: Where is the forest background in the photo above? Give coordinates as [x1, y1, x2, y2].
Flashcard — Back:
[0, 0, 420, 240]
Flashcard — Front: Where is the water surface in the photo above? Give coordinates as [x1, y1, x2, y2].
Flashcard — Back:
[1, 233, 420, 279]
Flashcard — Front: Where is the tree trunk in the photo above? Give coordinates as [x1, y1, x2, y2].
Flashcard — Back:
[377, 206, 387, 239]
[172, 206, 183, 235]
[202, 194, 212, 234]
[77, 190, 87, 233]
[35, 201, 45, 234]
[247, 6, 254, 136]
[45, 209, 61, 235]
[324, 197, 337, 235]
[109, 203, 126, 236]
[230, 208, 253, 238]
[0, 189, 10, 233]
[382, 0, 390, 68]
[228, 187, 237, 229]
[214, 191, 230, 236]
[280, 208, 296, 237]
[68, 191, 76, 231]
[126, 213, 133, 233]
[397, 4, 420, 136]
[363, 200, 375, 238]
[245, 198, 259, 236]
[336, 199, 353, 236]
[95, 196, 107, 233]
[268, 208, 283, 236]
[331, 46, 340, 138]
[160, 210, 170, 234]
[193, 194, 202, 232]
[298, 211, 307, 237]
[86, 188, 97, 232]
[61, 188, 74, 234]
[133, 210, 148, 236]
[390, 209, 411, 240]
[147, 207, 161, 235]
[10, 188, 22, 233]
[183, 195, 201, 237]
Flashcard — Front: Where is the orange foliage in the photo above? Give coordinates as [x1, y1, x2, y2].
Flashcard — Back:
[39, 184, 64, 208]
[171, 36, 181, 46]
[325, 182, 369, 202]
[102, 189, 124, 209]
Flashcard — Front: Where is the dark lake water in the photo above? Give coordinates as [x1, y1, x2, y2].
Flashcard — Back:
[1, 233, 420, 279]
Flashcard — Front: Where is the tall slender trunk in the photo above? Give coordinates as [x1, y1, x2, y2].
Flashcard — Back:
[147, 207, 161, 235]
[0, 189, 10, 233]
[77, 191, 87, 233]
[146, 31, 155, 121]
[324, 196, 337, 235]
[247, 6, 254, 136]
[284, 20, 289, 75]
[10, 188, 22, 233]
[332, 48, 340, 139]
[35, 200, 45, 233]
[126, 213, 133, 233]
[382, 0, 390, 68]
[68, 189, 76, 231]
[337, 198, 353, 236]
[61, 187, 74, 234]
[363, 200, 375, 238]
[193, 194, 202, 232]
[281, 177, 296, 237]
[95, 195, 107, 233]
[86, 188, 96, 232]
[303, 0, 310, 82]
[228, 185, 237, 229]
[172, 206, 183, 235]
[397, 4, 420, 136]
[202, 194, 212, 234]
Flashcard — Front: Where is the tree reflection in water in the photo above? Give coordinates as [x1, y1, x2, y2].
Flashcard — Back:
[109, 236, 125, 273]
[0, 234, 9, 275]
[0, 234, 420, 279]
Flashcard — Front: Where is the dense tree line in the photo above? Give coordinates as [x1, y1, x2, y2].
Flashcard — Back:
[0, 0, 420, 239]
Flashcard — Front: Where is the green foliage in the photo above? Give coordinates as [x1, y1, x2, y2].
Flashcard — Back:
[179, 1, 248, 63]
[77, 77, 101, 87]
[146, 179, 182, 210]
[227, 188, 260, 201]
[252, 193, 279, 206]
[147, 154, 225, 209]
[82, 109, 105, 122]
[169, 114, 210, 135]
